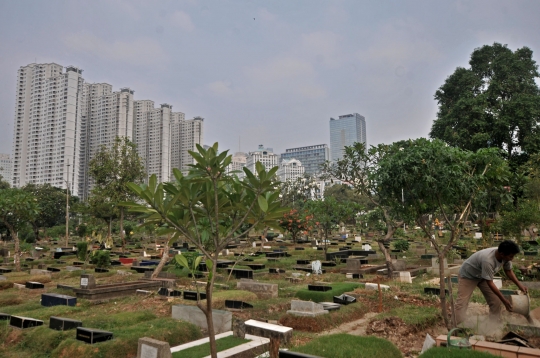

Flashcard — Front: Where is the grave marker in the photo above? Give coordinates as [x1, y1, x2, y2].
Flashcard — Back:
[137, 337, 172, 358]
[287, 300, 328, 317]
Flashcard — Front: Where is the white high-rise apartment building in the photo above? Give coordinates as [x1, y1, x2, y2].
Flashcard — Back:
[11, 63, 84, 195]
[133, 101, 175, 183]
[226, 152, 247, 177]
[245, 145, 279, 175]
[79, 84, 134, 199]
[277, 158, 305, 182]
[0, 154, 12, 184]
[171, 116, 204, 174]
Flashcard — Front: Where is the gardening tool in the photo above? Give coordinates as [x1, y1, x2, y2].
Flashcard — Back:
[447, 328, 472, 349]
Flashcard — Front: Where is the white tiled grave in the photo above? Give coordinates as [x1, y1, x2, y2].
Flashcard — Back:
[170, 331, 269, 358]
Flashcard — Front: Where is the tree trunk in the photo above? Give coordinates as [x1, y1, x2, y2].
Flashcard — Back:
[202, 258, 218, 358]
[120, 207, 125, 253]
[438, 253, 449, 328]
[107, 220, 112, 243]
[378, 225, 398, 278]
[33, 223, 40, 242]
[151, 241, 169, 279]
[7, 225, 20, 272]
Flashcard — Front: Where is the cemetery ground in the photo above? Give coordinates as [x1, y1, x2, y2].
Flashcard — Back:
[1, 234, 540, 357]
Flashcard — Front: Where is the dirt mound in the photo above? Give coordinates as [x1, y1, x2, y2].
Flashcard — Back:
[367, 316, 416, 336]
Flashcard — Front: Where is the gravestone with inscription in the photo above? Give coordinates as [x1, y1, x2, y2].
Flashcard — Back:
[80, 274, 96, 289]
[137, 337, 171, 358]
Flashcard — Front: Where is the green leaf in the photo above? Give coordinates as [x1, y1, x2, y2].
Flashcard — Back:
[175, 254, 189, 269]
[257, 195, 268, 212]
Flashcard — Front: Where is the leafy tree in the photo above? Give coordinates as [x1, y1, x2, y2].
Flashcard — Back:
[123, 143, 286, 358]
[0, 175, 10, 190]
[279, 174, 322, 210]
[0, 188, 39, 271]
[376, 138, 509, 328]
[430, 43, 540, 171]
[89, 137, 145, 252]
[85, 192, 118, 239]
[324, 183, 371, 207]
[323, 142, 407, 277]
[279, 209, 314, 243]
[22, 183, 73, 242]
[305, 197, 358, 255]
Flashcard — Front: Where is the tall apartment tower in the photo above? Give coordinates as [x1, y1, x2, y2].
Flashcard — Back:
[0, 154, 13, 184]
[281, 144, 329, 175]
[133, 100, 174, 183]
[11, 63, 84, 195]
[329, 113, 366, 162]
[245, 145, 279, 176]
[171, 116, 204, 174]
[78, 84, 134, 199]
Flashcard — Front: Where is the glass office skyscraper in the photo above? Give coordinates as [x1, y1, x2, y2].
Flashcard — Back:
[329, 113, 366, 162]
[280, 144, 329, 175]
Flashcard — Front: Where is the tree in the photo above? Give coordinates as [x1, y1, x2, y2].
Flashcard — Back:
[324, 183, 371, 207]
[0, 188, 39, 271]
[279, 209, 314, 243]
[85, 193, 118, 240]
[22, 183, 72, 241]
[376, 138, 509, 328]
[279, 174, 322, 210]
[305, 197, 358, 256]
[89, 137, 145, 252]
[323, 142, 407, 277]
[430, 43, 540, 171]
[123, 143, 286, 358]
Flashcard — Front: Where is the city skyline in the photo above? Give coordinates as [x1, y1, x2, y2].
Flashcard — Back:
[1, 1, 540, 157]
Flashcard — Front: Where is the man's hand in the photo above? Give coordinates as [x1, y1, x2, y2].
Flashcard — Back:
[519, 285, 529, 295]
[503, 298, 513, 312]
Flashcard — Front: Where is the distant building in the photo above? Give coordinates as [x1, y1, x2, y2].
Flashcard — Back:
[171, 116, 204, 174]
[245, 145, 279, 175]
[0, 154, 12, 184]
[329, 113, 366, 162]
[281, 144, 329, 175]
[226, 152, 248, 177]
[277, 158, 305, 182]
[11, 63, 84, 195]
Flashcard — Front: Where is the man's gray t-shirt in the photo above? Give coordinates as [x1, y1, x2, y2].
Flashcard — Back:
[459, 247, 512, 281]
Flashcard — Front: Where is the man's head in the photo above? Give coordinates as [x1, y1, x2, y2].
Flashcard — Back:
[498, 240, 520, 261]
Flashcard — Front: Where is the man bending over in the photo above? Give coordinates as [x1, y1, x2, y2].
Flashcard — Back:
[455, 240, 528, 324]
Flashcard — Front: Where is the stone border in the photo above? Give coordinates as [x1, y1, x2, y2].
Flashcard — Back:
[436, 335, 540, 357]
[170, 331, 270, 358]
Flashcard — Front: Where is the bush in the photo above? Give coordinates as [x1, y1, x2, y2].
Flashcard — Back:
[295, 283, 361, 302]
[76, 241, 88, 261]
[46, 225, 66, 239]
[291, 334, 402, 358]
[76, 223, 88, 238]
[393, 239, 410, 252]
[419, 347, 496, 357]
[91, 250, 110, 268]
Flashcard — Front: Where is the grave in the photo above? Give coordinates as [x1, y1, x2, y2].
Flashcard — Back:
[340, 257, 368, 274]
[157, 288, 182, 297]
[245, 319, 293, 344]
[73, 275, 162, 301]
[56, 284, 75, 290]
[287, 300, 328, 317]
[41, 293, 77, 307]
[10, 315, 43, 329]
[30, 269, 50, 275]
[297, 259, 310, 265]
[245, 263, 265, 270]
[47, 267, 61, 272]
[237, 279, 278, 298]
[172, 305, 231, 334]
[131, 266, 155, 273]
[333, 294, 357, 305]
[227, 268, 253, 279]
[269, 268, 285, 274]
[395, 271, 413, 283]
[95, 268, 109, 273]
[76, 327, 113, 344]
[225, 300, 253, 309]
[365, 283, 390, 291]
[65, 266, 81, 272]
[170, 331, 269, 358]
[308, 284, 331, 292]
[321, 261, 336, 267]
[25, 281, 44, 289]
[183, 290, 206, 301]
[49, 316, 83, 331]
[0, 313, 11, 320]
[137, 337, 172, 358]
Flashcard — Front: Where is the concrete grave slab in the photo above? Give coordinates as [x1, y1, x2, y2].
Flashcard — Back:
[171, 305, 231, 334]
[237, 280, 278, 299]
[287, 300, 328, 317]
[245, 319, 293, 344]
[137, 337, 171, 358]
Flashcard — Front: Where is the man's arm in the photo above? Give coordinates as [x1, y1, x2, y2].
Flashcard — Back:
[505, 269, 529, 294]
[486, 280, 513, 312]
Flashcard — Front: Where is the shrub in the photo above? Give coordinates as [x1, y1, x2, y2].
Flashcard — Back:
[76, 242, 88, 261]
[291, 334, 402, 358]
[295, 283, 361, 302]
[393, 239, 410, 252]
[76, 224, 88, 238]
[91, 250, 110, 268]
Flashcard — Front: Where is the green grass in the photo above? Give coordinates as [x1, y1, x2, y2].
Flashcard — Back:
[376, 304, 440, 329]
[172, 335, 249, 358]
[419, 347, 496, 357]
[291, 334, 402, 358]
[295, 283, 361, 302]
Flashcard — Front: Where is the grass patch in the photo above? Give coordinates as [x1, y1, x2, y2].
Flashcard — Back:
[376, 304, 440, 329]
[0, 292, 22, 306]
[291, 334, 402, 358]
[279, 301, 369, 332]
[295, 283, 361, 302]
[172, 335, 249, 358]
[419, 347, 496, 357]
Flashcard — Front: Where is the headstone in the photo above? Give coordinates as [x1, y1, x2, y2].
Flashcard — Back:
[41, 293, 77, 307]
[30, 269, 51, 276]
[311, 260, 322, 275]
[137, 337, 171, 358]
[0, 313, 11, 321]
[393, 259, 407, 271]
[76, 327, 113, 344]
[287, 300, 328, 317]
[171, 305, 231, 334]
[244, 319, 293, 344]
[80, 274, 96, 289]
[232, 319, 246, 339]
[431, 257, 448, 269]
[25, 281, 44, 289]
[49, 316, 82, 331]
[396, 271, 412, 283]
[475, 232, 482, 239]
[10, 315, 43, 329]
[365, 283, 390, 291]
[362, 244, 372, 251]
[311, 239, 318, 247]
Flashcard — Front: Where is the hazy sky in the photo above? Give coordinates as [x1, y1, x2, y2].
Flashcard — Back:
[1, 0, 539, 156]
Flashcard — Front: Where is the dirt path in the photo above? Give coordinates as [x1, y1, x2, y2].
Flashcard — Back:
[320, 312, 379, 336]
